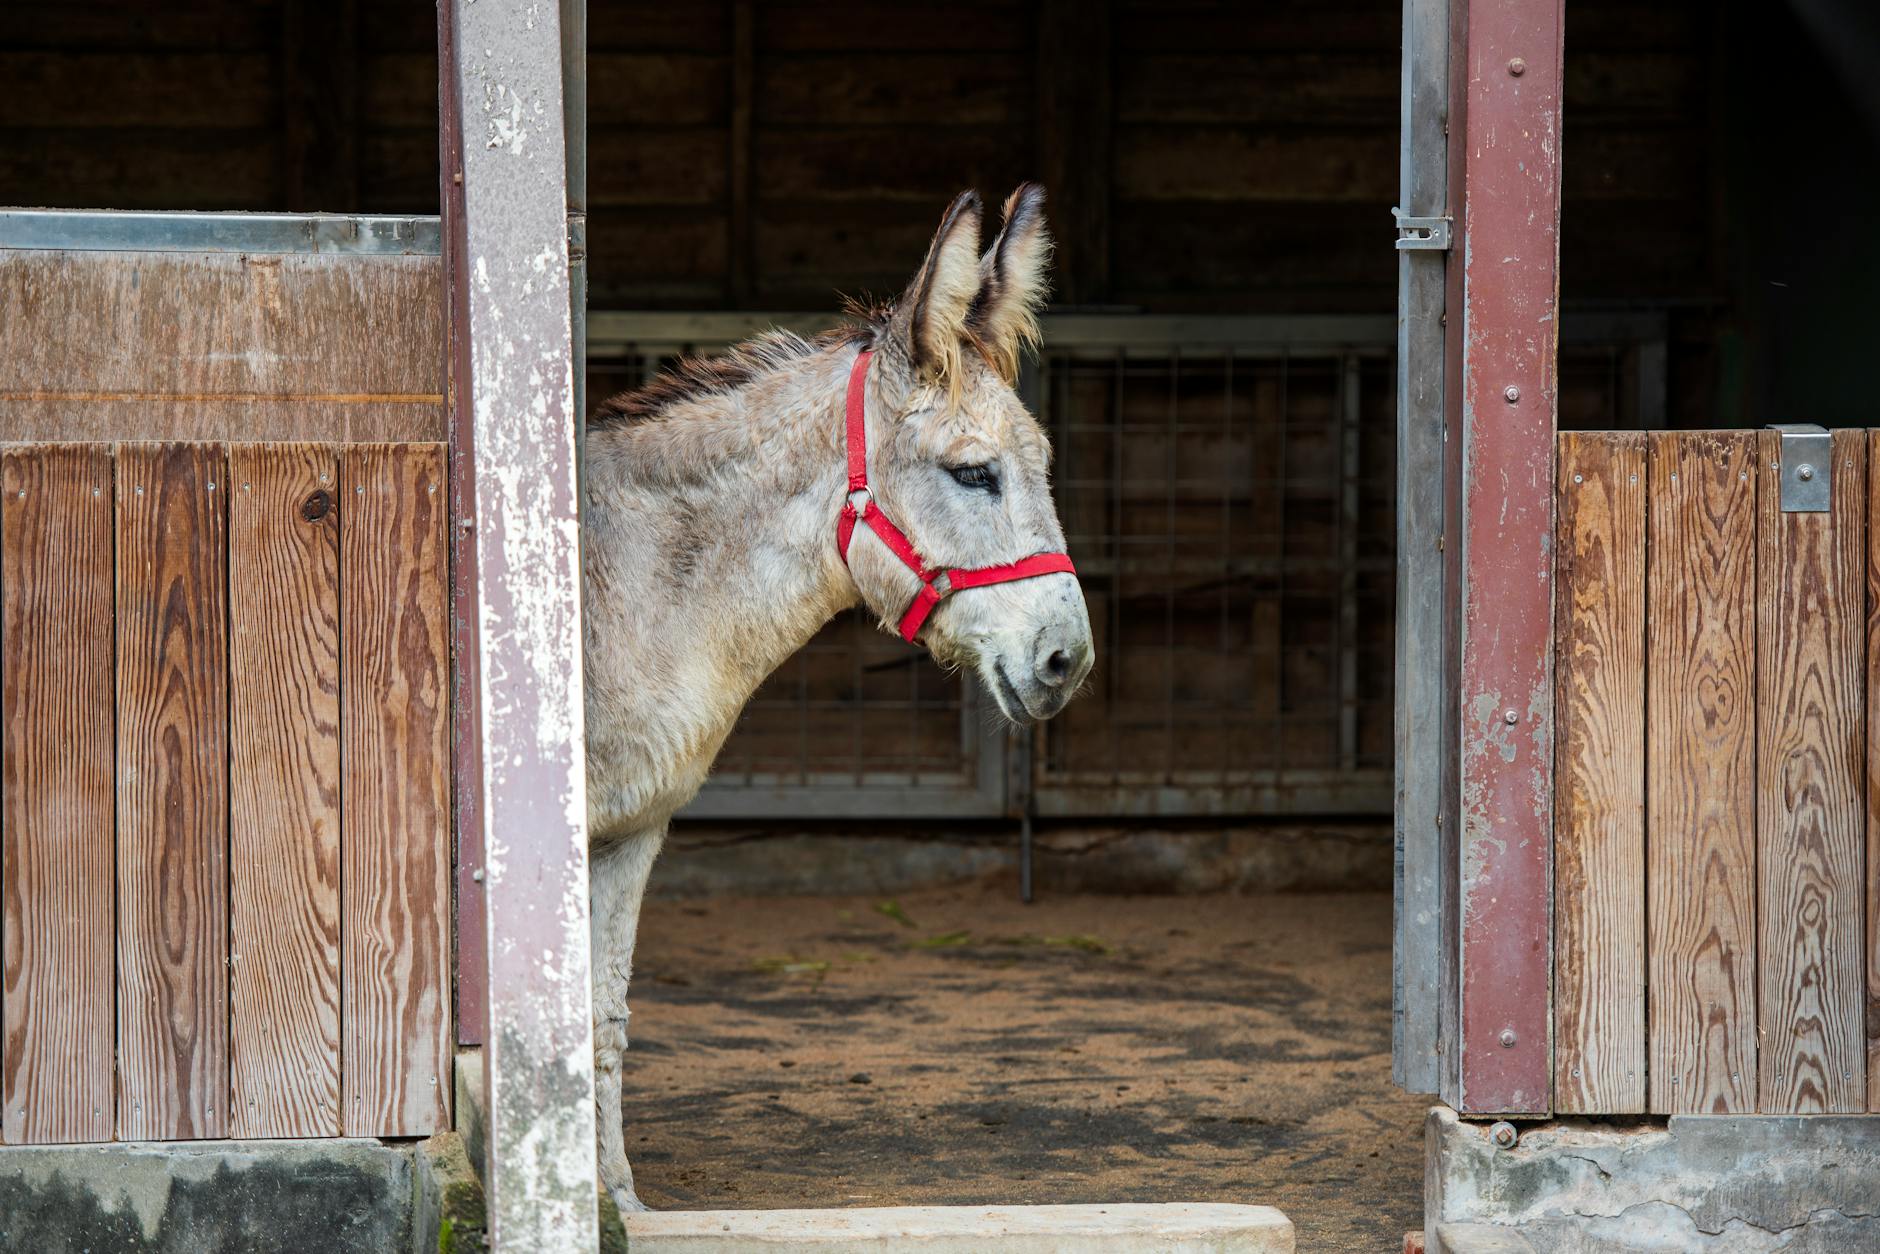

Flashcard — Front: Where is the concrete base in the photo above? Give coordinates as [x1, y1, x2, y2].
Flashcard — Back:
[626, 1203, 1293, 1252]
[0, 1138, 414, 1253]
[1426, 1105, 1880, 1252]
[657, 821, 1390, 898]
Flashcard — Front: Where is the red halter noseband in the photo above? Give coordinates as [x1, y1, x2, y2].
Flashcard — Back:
[837, 348, 1077, 643]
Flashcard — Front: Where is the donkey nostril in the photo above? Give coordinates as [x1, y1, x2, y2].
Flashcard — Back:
[1044, 650, 1072, 683]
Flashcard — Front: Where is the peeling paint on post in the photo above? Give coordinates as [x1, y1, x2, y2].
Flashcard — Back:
[1450, 0, 1563, 1115]
[443, 0, 599, 1247]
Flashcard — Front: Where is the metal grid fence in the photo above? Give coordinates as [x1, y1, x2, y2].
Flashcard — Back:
[586, 312, 1400, 819]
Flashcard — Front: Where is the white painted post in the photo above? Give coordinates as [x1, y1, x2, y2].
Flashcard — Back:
[443, 0, 598, 1247]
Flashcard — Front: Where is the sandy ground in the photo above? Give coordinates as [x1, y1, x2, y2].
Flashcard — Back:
[620, 887, 1421, 1248]
[620, 884, 1425, 1251]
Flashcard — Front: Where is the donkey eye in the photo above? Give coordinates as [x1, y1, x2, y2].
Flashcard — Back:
[946, 463, 1000, 495]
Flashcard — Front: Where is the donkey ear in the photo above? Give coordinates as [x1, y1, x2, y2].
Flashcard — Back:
[967, 183, 1052, 382]
[894, 190, 984, 380]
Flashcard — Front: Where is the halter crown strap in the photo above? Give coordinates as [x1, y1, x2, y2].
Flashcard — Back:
[837, 348, 1077, 643]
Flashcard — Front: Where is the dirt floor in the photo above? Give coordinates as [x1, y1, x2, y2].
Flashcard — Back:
[620, 883, 1426, 1250]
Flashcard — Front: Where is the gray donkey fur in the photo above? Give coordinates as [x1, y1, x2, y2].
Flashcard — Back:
[581, 185, 1095, 1210]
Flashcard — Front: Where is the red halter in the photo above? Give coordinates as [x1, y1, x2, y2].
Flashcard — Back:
[837, 348, 1077, 643]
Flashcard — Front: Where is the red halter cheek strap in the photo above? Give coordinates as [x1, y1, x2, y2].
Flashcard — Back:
[837, 348, 1077, 643]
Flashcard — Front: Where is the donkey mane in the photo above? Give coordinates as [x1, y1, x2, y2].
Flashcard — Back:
[590, 311, 884, 429]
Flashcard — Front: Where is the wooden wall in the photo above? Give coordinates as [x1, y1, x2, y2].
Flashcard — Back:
[0, 0, 1729, 328]
[0, 440, 452, 1144]
[1553, 428, 1875, 1115]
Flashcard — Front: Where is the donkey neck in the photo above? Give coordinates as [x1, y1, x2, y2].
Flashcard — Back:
[583, 341, 865, 705]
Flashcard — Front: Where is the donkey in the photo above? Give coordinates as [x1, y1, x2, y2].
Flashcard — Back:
[581, 184, 1094, 1211]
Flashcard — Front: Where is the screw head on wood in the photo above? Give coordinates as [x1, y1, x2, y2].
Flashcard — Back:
[1503, 709, 1519, 725]
[1499, 1028, 1518, 1048]
[1504, 385, 1521, 403]
[1508, 58, 1527, 76]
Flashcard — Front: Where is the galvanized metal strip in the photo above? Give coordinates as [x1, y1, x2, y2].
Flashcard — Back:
[0, 209, 441, 256]
[1393, 0, 1451, 1096]
[1769, 423, 1833, 512]
[445, 0, 599, 1246]
[1453, 0, 1565, 1115]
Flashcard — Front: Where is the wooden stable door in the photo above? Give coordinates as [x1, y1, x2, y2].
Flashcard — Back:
[1554, 428, 1874, 1115]
[0, 441, 451, 1143]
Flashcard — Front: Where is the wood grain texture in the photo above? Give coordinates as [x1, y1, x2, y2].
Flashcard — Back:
[0, 252, 443, 443]
[1552, 433, 1646, 1113]
[1, 445, 116, 1144]
[341, 443, 451, 1135]
[228, 445, 341, 1137]
[1647, 431, 1758, 1113]
[1869, 431, 1880, 1112]
[116, 442, 228, 1140]
[1757, 427, 1866, 1113]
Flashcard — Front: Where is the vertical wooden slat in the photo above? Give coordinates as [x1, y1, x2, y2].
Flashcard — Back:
[2, 446, 115, 1145]
[342, 443, 452, 1136]
[1648, 431, 1758, 1113]
[116, 442, 228, 1141]
[228, 444, 341, 1137]
[1757, 427, 1866, 1113]
[1553, 432, 1646, 1113]
[1868, 430, 1880, 1112]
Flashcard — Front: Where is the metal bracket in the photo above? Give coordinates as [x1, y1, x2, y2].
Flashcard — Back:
[1768, 423, 1832, 512]
[1393, 206, 1452, 252]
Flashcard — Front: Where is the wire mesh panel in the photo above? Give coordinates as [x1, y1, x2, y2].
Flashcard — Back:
[588, 313, 1661, 820]
[1029, 330, 1396, 816]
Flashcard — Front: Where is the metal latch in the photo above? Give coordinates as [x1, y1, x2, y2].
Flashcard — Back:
[1768, 423, 1832, 512]
[1393, 206, 1451, 252]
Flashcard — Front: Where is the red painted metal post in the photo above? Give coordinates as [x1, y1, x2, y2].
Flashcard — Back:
[1447, 0, 1565, 1114]
[438, 0, 488, 1051]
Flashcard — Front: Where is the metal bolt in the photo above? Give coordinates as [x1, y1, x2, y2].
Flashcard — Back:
[207, 482, 215, 491]
[1490, 1121, 1519, 1150]
[472, 868, 484, 882]
[1508, 57, 1527, 77]
[1670, 472, 1678, 482]
[1573, 474, 1583, 484]
[1499, 1028, 1518, 1048]
[1571, 1068, 1581, 1077]
[1797, 464, 1815, 482]
[1671, 1077, 1679, 1085]
[1504, 385, 1521, 403]
[1503, 709, 1519, 725]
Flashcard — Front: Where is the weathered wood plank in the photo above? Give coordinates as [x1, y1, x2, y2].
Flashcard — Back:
[1, 445, 116, 1145]
[1757, 427, 1866, 1113]
[1553, 432, 1646, 1113]
[1647, 430, 1758, 1113]
[341, 443, 452, 1136]
[0, 252, 444, 443]
[116, 442, 228, 1141]
[1869, 431, 1880, 1112]
[228, 445, 341, 1138]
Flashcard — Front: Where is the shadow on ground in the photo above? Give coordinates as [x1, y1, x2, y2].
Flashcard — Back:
[622, 884, 1423, 1251]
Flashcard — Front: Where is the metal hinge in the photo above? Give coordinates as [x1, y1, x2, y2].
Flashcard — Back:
[1768, 423, 1832, 512]
[1393, 206, 1452, 252]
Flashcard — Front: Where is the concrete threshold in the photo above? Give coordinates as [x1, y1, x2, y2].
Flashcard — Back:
[625, 1202, 1294, 1252]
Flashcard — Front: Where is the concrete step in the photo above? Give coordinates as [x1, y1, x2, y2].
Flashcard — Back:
[625, 1202, 1294, 1253]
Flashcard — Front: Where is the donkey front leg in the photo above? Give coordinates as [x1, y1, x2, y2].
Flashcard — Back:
[590, 826, 665, 1214]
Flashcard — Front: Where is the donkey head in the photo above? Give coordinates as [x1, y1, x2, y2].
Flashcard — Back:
[846, 185, 1094, 723]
